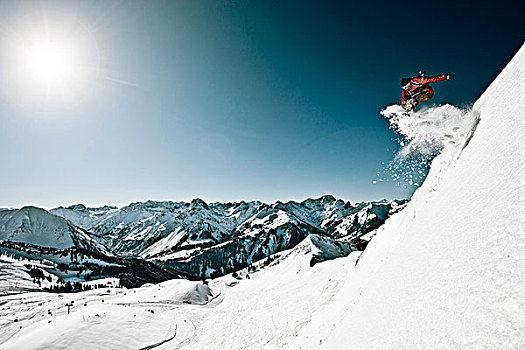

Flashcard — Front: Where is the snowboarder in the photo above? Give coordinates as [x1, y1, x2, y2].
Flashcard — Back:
[401, 71, 450, 112]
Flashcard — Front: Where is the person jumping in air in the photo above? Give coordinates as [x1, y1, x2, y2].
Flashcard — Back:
[401, 71, 450, 112]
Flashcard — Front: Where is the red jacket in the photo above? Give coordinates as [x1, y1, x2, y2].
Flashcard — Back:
[402, 74, 448, 106]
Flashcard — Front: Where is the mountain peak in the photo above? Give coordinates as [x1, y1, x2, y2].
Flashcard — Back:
[0, 206, 76, 249]
[190, 198, 209, 209]
[67, 204, 87, 211]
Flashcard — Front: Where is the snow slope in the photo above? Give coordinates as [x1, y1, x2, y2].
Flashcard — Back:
[0, 239, 359, 349]
[0, 255, 43, 295]
[289, 43, 525, 349]
[174, 240, 360, 350]
[0, 286, 188, 350]
[2, 304, 177, 350]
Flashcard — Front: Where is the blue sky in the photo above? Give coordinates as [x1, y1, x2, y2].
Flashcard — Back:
[0, 0, 523, 208]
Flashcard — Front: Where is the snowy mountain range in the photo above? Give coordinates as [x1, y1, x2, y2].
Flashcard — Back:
[0, 196, 406, 283]
[51, 196, 405, 277]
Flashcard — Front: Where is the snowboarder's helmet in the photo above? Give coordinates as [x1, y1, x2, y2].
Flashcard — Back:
[418, 70, 426, 77]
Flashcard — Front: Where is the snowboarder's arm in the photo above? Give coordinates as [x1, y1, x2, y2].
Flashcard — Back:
[413, 74, 450, 84]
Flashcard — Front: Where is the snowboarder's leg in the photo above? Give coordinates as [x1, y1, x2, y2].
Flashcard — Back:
[401, 90, 410, 109]
[402, 90, 417, 112]
[403, 98, 417, 112]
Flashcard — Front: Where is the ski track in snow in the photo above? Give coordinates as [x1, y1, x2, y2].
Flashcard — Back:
[0, 280, 209, 349]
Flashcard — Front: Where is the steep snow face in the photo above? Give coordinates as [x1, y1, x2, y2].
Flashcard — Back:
[290, 43, 525, 349]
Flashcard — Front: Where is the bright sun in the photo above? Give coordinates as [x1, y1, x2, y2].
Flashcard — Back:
[25, 41, 74, 86]
[1, 10, 100, 112]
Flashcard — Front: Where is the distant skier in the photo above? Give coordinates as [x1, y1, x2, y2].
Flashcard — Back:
[401, 71, 450, 112]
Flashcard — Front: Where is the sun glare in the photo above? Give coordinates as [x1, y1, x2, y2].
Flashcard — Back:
[25, 41, 74, 86]
[1, 10, 100, 112]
